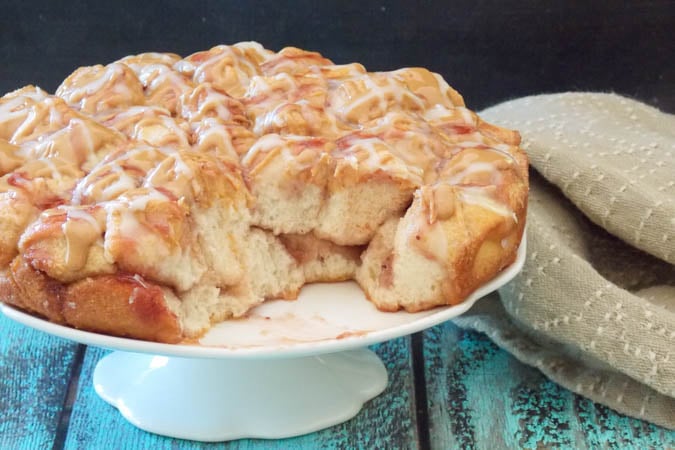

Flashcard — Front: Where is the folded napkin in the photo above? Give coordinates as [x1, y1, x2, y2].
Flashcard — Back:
[455, 93, 675, 429]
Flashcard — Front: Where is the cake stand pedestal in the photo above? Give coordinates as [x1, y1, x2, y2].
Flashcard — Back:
[93, 349, 387, 441]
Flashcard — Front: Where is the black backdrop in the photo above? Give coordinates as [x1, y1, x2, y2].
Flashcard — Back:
[1, 1, 673, 112]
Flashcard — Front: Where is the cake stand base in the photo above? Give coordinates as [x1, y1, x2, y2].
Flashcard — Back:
[93, 349, 388, 442]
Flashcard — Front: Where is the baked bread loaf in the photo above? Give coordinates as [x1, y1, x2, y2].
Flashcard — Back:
[0, 43, 528, 343]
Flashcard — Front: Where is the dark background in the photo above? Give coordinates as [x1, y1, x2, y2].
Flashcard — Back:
[1, 1, 673, 112]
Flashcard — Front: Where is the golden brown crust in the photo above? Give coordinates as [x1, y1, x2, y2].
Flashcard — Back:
[1, 255, 182, 343]
[1, 256, 66, 323]
[63, 275, 181, 343]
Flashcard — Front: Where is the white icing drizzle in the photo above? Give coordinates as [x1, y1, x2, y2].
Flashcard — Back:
[334, 136, 423, 184]
[100, 165, 137, 199]
[102, 188, 172, 248]
[331, 74, 426, 123]
[126, 189, 170, 211]
[179, 84, 238, 123]
[458, 186, 518, 222]
[457, 107, 476, 125]
[444, 161, 504, 185]
[72, 144, 177, 204]
[241, 133, 296, 167]
[189, 118, 239, 161]
[423, 104, 455, 121]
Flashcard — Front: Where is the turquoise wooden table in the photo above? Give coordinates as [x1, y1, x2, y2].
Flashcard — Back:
[1, 312, 673, 449]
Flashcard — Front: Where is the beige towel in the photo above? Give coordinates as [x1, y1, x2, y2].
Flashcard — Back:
[454, 93, 675, 429]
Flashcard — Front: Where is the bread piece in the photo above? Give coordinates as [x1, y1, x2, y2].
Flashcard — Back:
[278, 232, 362, 282]
[56, 63, 146, 115]
[315, 134, 419, 245]
[119, 52, 193, 114]
[242, 134, 334, 235]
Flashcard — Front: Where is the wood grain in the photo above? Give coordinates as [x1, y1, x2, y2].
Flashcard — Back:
[3, 311, 674, 448]
[0, 315, 80, 450]
[62, 337, 419, 449]
[423, 322, 675, 449]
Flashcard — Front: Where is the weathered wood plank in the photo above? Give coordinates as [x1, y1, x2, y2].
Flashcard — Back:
[423, 322, 675, 449]
[0, 314, 81, 450]
[63, 337, 419, 449]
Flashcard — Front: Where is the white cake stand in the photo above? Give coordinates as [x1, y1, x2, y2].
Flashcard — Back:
[2, 237, 525, 442]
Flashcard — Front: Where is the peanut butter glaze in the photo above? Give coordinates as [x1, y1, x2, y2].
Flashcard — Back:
[0, 42, 526, 282]
[0, 139, 22, 175]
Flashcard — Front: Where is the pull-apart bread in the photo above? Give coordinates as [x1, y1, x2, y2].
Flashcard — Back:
[0, 43, 528, 343]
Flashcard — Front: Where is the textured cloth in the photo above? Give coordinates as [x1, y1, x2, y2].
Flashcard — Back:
[456, 93, 675, 429]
